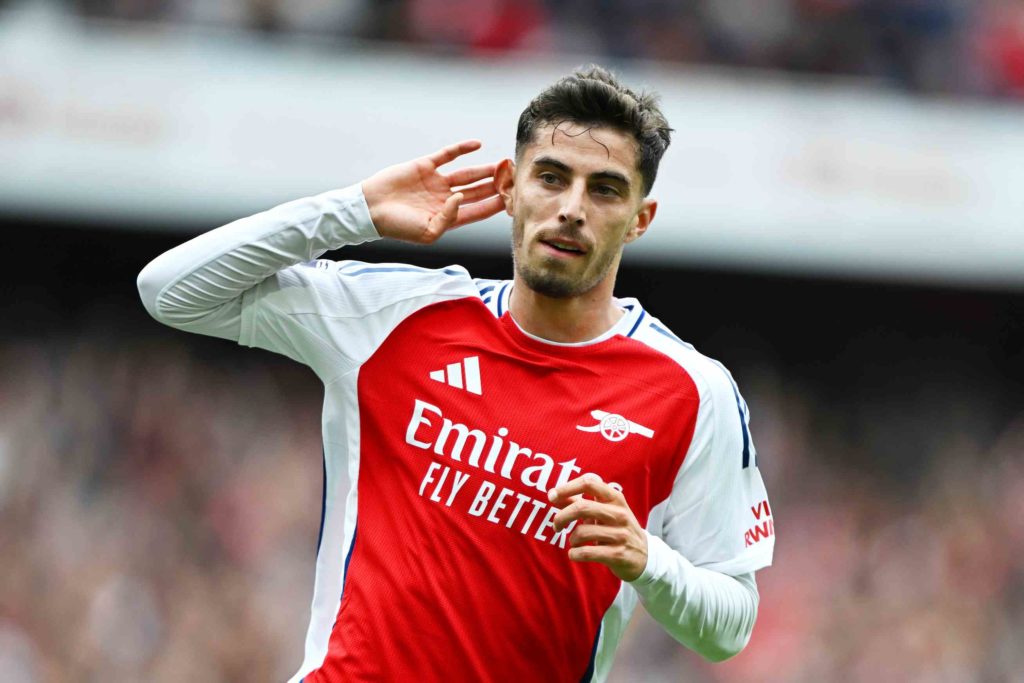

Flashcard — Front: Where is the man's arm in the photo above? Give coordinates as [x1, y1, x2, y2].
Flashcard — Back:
[549, 362, 773, 662]
[136, 187, 379, 342]
[630, 536, 759, 662]
[137, 140, 502, 341]
[549, 476, 760, 662]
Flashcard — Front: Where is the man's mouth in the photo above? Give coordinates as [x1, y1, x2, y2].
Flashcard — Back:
[539, 238, 587, 256]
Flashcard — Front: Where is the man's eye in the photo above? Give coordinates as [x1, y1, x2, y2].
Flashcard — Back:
[540, 173, 560, 185]
[594, 185, 619, 196]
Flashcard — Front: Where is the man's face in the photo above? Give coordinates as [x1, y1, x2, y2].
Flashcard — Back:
[503, 123, 655, 299]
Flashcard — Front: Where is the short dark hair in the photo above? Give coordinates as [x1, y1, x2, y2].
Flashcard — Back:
[515, 65, 672, 197]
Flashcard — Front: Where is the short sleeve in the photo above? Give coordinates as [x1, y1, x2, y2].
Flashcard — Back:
[238, 261, 476, 383]
[657, 361, 775, 576]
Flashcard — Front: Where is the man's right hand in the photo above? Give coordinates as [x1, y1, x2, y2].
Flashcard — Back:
[361, 140, 504, 244]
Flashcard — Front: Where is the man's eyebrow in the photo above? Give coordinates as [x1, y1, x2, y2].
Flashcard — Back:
[532, 156, 631, 187]
[590, 170, 630, 186]
[532, 156, 572, 174]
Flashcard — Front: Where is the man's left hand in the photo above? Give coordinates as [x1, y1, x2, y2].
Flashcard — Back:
[549, 474, 648, 582]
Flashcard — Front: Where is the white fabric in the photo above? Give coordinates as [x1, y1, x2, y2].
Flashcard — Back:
[631, 319, 774, 576]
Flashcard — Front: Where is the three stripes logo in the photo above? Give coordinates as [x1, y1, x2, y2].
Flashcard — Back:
[429, 356, 482, 395]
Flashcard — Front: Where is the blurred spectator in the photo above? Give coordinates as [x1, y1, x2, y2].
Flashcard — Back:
[975, 0, 1024, 96]
[405, 0, 549, 53]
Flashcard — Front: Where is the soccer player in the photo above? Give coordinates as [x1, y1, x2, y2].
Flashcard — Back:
[137, 65, 774, 682]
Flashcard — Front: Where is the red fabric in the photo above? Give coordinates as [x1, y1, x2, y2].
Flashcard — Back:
[305, 298, 698, 682]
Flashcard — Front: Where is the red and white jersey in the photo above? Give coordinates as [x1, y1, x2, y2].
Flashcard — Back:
[138, 185, 774, 682]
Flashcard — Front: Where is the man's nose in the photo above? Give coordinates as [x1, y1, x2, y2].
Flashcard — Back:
[558, 182, 586, 227]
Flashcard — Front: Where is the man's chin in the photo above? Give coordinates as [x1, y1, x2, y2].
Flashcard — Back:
[518, 264, 590, 299]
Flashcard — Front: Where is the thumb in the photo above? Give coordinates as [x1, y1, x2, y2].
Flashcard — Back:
[426, 192, 463, 241]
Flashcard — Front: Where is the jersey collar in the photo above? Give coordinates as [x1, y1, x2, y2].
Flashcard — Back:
[482, 280, 646, 347]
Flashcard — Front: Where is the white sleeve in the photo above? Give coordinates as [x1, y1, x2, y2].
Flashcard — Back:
[631, 551, 759, 662]
[136, 184, 473, 382]
[629, 360, 774, 660]
[659, 361, 774, 575]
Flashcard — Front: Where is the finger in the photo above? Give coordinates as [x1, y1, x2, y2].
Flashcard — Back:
[427, 140, 482, 168]
[567, 545, 623, 565]
[445, 163, 497, 187]
[569, 524, 627, 548]
[552, 499, 625, 532]
[452, 195, 505, 228]
[454, 179, 498, 205]
[426, 192, 463, 239]
[548, 474, 621, 507]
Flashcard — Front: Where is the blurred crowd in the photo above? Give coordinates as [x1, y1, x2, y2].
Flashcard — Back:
[62, 0, 1024, 99]
[1, 329, 1022, 682]
[0, 335, 324, 681]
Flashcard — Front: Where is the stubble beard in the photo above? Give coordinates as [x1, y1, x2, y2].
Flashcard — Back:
[511, 215, 618, 299]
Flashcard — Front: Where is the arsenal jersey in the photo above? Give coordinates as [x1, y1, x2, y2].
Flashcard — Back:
[141, 185, 774, 682]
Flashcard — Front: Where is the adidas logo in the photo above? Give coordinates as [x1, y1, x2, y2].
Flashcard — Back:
[429, 356, 482, 395]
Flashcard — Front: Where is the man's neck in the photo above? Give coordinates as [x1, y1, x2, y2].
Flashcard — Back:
[508, 276, 624, 344]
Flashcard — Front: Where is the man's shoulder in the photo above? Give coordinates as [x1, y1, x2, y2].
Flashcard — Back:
[626, 311, 741, 401]
[312, 259, 482, 293]
[273, 259, 489, 315]
[309, 259, 472, 281]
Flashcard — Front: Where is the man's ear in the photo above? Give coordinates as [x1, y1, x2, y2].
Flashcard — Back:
[624, 198, 657, 244]
[494, 158, 516, 216]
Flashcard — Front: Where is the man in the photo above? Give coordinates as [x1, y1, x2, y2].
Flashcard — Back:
[138, 65, 774, 682]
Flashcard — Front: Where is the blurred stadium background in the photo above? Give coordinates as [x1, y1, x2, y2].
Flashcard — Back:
[2, 0, 1023, 680]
